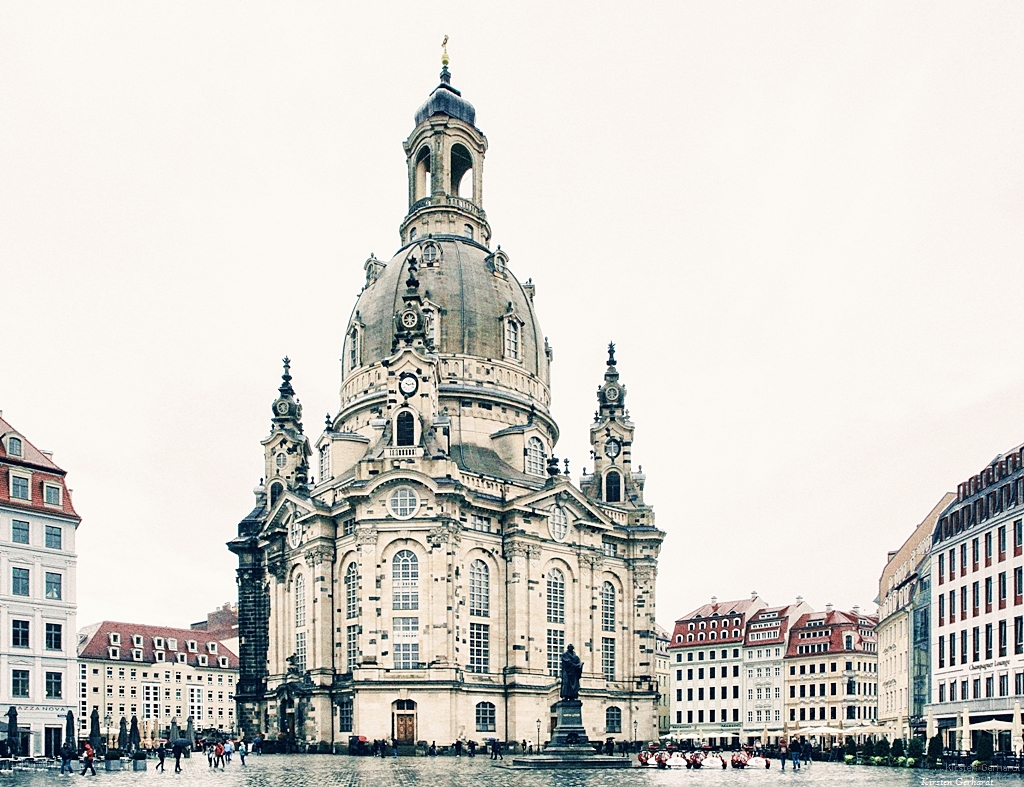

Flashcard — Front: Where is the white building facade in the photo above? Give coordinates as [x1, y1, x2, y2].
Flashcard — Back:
[928, 444, 1024, 748]
[0, 415, 80, 757]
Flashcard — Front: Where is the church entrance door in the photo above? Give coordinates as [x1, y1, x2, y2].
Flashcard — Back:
[395, 714, 415, 744]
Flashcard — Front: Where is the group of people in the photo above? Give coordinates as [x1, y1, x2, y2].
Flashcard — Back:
[778, 737, 814, 771]
[54, 736, 257, 776]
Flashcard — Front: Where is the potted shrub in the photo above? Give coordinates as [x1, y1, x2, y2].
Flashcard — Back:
[875, 737, 891, 764]
[907, 737, 924, 764]
[104, 748, 123, 771]
[132, 751, 147, 771]
[927, 735, 943, 767]
[891, 738, 905, 759]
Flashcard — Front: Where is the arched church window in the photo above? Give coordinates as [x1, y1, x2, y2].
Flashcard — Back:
[526, 437, 546, 476]
[294, 573, 306, 629]
[396, 411, 415, 447]
[414, 146, 431, 200]
[605, 706, 622, 733]
[475, 701, 496, 732]
[345, 563, 358, 619]
[451, 143, 473, 199]
[269, 482, 283, 507]
[464, 224, 474, 240]
[319, 444, 331, 484]
[605, 471, 621, 503]
[505, 319, 520, 361]
[392, 550, 419, 610]
[409, 227, 417, 241]
[546, 568, 565, 624]
[601, 581, 616, 632]
[469, 560, 489, 617]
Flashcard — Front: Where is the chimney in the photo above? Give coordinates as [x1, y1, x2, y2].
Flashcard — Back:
[796, 595, 803, 605]
[750, 591, 758, 600]
[825, 603, 833, 613]
[852, 605, 861, 616]
[711, 596, 717, 607]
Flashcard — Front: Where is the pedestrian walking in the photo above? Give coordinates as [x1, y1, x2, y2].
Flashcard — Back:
[224, 739, 234, 764]
[207, 743, 215, 767]
[172, 742, 183, 773]
[238, 740, 247, 765]
[802, 739, 812, 766]
[467, 739, 477, 757]
[490, 740, 503, 760]
[80, 743, 96, 776]
[453, 739, 462, 757]
[392, 737, 398, 757]
[59, 741, 74, 774]
[156, 744, 166, 772]
[253, 734, 263, 755]
[214, 741, 225, 768]
[778, 740, 787, 771]
[790, 738, 801, 771]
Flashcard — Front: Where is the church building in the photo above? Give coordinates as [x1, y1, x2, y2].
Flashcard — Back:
[229, 54, 664, 749]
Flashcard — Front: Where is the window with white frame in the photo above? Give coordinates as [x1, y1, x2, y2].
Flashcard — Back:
[393, 617, 419, 669]
[45, 526, 61, 550]
[546, 568, 565, 623]
[338, 697, 353, 732]
[601, 581, 616, 632]
[294, 573, 306, 628]
[346, 625, 358, 670]
[11, 474, 29, 500]
[470, 514, 491, 532]
[294, 631, 306, 673]
[468, 623, 489, 673]
[526, 437, 546, 476]
[392, 550, 419, 610]
[602, 637, 615, 680]
[7, 437, 22, 456]
[44, 485, 61, 506]
[388, 487, 419, 519]
[548, 506, 568, 541]
[605, 706, 622, 733]
[345, 563, 358, 619]
[505, 319, 520, 360]
[546, 628, 565, 677]
[469, 559, 489, 617]
[319, 444, 331, 484]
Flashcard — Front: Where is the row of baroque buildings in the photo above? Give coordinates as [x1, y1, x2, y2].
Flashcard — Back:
[666, 595, 879, 746]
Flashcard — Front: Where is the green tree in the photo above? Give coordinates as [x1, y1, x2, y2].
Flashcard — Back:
[861, 738, 875, 758]
[875, 737, 891, 759]
[907, 737, 924, 759]
[891, 738, 905, 758]
[976, 732, 993, 763]
[844, 736, 857, 756]
[927, 735, 943, 764]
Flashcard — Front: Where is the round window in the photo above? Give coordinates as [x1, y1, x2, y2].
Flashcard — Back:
[275, 453, 286, 469]
[388, 487, 419, 519]
[549, 506, 568, 541]
[422, 243, 439, 264]
[286, 515, 302, 548]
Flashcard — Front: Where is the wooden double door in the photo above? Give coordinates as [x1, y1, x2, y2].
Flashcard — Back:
[395, 714, 415, 744]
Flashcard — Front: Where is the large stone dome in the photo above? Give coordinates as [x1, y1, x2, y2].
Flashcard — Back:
[344, 236, 549, 391]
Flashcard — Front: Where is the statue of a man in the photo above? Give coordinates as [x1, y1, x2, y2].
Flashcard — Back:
[560, 644, 583, 700]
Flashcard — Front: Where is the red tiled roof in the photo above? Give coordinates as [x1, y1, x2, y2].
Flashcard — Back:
[742, 602, 810, 647]
[0, 416, 79, 520]
[78, 621, 238, 669]
[668, 596, 766, 648]
[785, 609, 878, 658]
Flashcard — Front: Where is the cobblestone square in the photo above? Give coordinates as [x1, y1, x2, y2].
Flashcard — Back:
[7, 757, 1024, 787]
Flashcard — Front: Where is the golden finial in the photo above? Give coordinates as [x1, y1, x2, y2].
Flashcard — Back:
[441, 35, 449, 67]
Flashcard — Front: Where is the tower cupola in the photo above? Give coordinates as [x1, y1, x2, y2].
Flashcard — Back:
[400, 39, 490, 247]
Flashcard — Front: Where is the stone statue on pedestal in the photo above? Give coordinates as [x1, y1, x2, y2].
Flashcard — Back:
[560, 644, 583, 700]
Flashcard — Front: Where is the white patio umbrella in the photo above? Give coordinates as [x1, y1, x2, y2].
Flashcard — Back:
[761, 726, 768, 746]
[926, 708, 936, 741]
[895, 716, 904, 743]
[1013, 700, 1022, 755]
[970, 719, 1013, 731]
[963, 706, 972, 751]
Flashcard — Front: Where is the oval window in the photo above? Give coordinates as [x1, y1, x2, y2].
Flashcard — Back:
[549, 506, 568, 541]
[388, 487, 419, 519]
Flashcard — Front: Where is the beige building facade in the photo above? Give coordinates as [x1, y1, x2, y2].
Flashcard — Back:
[876, 494, 954, 733]
[230, 58, 663, 749]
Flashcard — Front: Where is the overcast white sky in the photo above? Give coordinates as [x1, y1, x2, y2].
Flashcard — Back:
[2, 3, 1022, 632]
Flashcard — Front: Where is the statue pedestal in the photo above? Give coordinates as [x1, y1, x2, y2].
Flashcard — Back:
[510, 699, 631, 769]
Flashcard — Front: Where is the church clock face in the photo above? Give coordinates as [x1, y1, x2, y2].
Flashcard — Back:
[605, 385, 620, 402]
[399, 373, 418, 397]
[605, 439, 621, 459]
[276, 400, 289, 415]
[401, 309, 419, 329]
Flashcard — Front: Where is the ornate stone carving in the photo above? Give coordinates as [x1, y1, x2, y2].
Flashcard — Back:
[526, 545, 542, 562]
[580, 553, 604, 570]
[632, 563, 656, 586]
[503, 543, 528, 561]
[356, 527, 378, 546]
[267, 561, 288, 584]
[304, 546, 336, 567]
[427, 522, 461, 548]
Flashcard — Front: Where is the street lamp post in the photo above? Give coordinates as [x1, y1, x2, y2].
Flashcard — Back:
[633, 719, 638, 751]
[536, 718, 541, 753]
[104, 715, 112, 753]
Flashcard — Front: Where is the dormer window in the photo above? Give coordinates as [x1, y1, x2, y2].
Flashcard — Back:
[505, 319, 520, 361]
[197, 655, 208, 666]
[187, 640, 197, 653]
[525, 437, 546, 476]
[421, 242, 440, 267]
[396, 411, 415, 447]
[44, 485, 61, 506]
[153, 637, 164, 650]
[109, 633, 121, 646]
[176, 653, 187, 663]
[10, 473, 30, 501]
[167, 638, 177, 651]
[132, 635, 143, 648]
[218, 656, 229, 668]
[154, 651, 165, 662]
[131, 648, 143, 661]
[207, 642, 218, 654]
[108, 647, 120, 659]
[7, 437, 22, 457]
